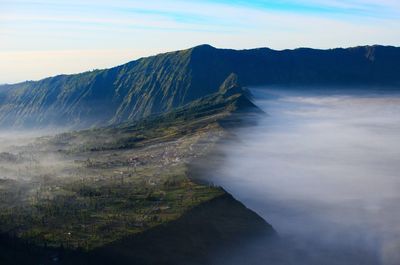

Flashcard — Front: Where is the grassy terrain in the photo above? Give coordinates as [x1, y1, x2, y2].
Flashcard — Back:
[2, 44, 399, 128]
[0, 89, 249, 250]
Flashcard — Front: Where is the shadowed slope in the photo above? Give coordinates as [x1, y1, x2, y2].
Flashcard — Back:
[0, 44, 399, 128]
[0, 193, 275, 265]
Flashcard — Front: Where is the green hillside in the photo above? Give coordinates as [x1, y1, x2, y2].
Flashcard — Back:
[0, 83, 262, 252]
[1, 44, 399, 128]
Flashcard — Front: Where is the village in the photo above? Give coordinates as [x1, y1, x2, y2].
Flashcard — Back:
[0, 111, 227, 250]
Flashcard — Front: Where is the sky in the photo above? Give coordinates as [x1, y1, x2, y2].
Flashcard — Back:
[0, 0, 399, 84]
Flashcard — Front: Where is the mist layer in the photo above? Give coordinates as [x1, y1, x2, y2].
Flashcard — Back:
[209, 88, 400, 265]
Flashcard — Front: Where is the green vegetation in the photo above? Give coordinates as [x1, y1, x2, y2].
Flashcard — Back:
[0, 44, 399, 128]
[1, 164, 223, 250]
[0, 88, 250, 250]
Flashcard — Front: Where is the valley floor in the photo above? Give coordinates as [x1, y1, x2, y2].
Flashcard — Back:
[0, 91, 274, 264]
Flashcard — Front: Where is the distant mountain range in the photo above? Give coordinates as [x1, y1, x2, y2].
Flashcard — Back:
[1, 44, 399, 128]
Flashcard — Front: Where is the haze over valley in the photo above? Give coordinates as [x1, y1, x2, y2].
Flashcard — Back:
[0, 42, 399, 264]
[204, 88, 400, 264]
[2, 0, 400, 263]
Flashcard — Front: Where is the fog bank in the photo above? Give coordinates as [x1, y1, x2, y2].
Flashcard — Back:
[209, 88, 400, 265]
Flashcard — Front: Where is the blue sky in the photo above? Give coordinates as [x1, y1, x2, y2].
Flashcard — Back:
[1, 0, 399, 83]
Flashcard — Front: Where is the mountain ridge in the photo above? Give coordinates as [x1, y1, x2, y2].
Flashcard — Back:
[3, 43, 399, 86]
[1, 44, 400, 128]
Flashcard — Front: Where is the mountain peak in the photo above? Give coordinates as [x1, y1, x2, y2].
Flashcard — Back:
[1, 45, 400, 128]
[219, 73, 240, 93]
[190, 44, 216, 51]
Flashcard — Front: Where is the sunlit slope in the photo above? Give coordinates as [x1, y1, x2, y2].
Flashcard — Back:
[0, 83, 261, 250]
[0, 44, 399, 128]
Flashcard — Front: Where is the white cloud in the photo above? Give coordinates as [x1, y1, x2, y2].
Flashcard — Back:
[0, 0, 399, 83]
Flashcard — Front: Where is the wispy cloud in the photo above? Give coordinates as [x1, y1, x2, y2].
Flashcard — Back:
[0, 0, 399, 83]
